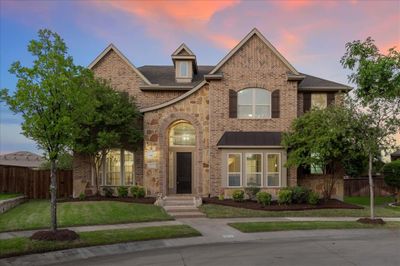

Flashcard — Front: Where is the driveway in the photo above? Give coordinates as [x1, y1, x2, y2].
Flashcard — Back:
[54, 229, 400, 266]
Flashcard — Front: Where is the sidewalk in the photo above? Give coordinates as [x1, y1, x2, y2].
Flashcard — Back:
[1, 216, 400, 240]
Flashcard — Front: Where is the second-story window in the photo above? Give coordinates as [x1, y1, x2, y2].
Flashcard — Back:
[237, 88, 271, 119]
[178, 61, 190, 78]
[311, 93, 327, 109]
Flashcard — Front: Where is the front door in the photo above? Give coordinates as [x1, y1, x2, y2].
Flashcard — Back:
[176, 152, 192, 194]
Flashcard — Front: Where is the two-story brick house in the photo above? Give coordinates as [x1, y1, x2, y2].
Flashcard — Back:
[73, 28, 350, 199]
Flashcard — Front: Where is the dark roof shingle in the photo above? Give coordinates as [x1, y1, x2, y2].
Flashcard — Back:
[217, 132, 282, 147]
[299, 73, 351, 90]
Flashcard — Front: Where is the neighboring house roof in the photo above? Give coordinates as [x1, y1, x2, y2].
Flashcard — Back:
[0, 151, 45, 168]
[391, 150, 400, 160]
[137, 65, 213, 87]
[88, 44, 152, 85]
[299, 73, 351, 91]
[210, 28, 299, 75]
[217, 132, 282, 147]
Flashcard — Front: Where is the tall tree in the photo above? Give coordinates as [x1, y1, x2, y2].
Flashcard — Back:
[73, 78, 143, 194]
[282, 105, 358, 200]
[341, 37, 400, 219]
[1, 29, 94, 231]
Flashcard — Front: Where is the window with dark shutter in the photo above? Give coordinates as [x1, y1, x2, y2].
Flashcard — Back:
[229, 89, 237, 118]
[271, 90, 280, 118]
[303, 92, 311, 113]
[327, 93, 335, 106]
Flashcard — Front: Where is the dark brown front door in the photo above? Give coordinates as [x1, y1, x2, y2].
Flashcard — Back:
[176, 152, 192, 194]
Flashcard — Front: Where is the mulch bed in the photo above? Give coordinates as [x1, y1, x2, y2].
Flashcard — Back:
[58, 196, 156, 204]
[357, 218, 386, 225]
[202, 197, 364, 211]
[30, 229, 79, 241]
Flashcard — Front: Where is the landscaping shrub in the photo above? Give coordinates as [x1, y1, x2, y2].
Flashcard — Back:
[117, 186, 129, 198]
[278, 189, 292, 204]
[218, 194, 224, 201]
[232, 190, 244, 202]
[291, 186, 310, 204]
[130, 185, 146, 199]
[79, 193, 86, 201]
[308, 191, 320, 205]
[244, 186, 261, 200]
[102, 187, 114, 198]
[256, 191, 272, 206]
[383, 160, 400, 201]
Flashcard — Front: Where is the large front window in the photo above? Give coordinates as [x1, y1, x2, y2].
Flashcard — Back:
[238, 88, 271, 119]
[246, 153, 262, 186]
[266, 154, 280, 187]
[227, 154, 241, 187]
[169, 121, 195, 146]
[101, 149, 134, 186]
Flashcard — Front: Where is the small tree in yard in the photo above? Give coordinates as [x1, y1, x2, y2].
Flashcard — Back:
[73, 79, 143, 194]
[341, 37, 400, 219]
[383, 160, 400, 202]
[1, 30, 94, 232]
[282, 105, 358, 200]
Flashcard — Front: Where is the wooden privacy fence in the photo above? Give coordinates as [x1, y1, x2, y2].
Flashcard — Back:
[344, 177, 395, 197]
[0, 165, 72, 199]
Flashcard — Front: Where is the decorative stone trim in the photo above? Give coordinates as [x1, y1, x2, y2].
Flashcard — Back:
[0, 196, 26, 214]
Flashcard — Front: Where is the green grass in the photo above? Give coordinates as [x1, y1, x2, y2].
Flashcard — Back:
[0, 193, 23, 200]
[0, 200, 172, 232]
[200, 203, 400, 218]
[0, 225, 201, 258]
[344, 196, 394, 206]
[229, 221, 400, 233]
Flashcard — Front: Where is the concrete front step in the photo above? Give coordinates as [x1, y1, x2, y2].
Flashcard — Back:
[164, 206, 199, 212]
[163, 200, 195, 206]
[165, 196, 194, 201]
[168, 211, 206, 218]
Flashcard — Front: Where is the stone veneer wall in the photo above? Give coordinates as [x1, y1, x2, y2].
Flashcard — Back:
[208, 35, 298, 196]
[143, 85, 210, 196]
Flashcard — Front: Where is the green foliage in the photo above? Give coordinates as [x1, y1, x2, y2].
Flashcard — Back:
[232, 190, 244, 202]
[308, 191, 320, 205]
[278, 189, 293, 205]
[130, 186, 145, 199]
[218, 194, 224, 201]
[256, 192, 272, 206]
[117, 186, 129, 198]
[40, 152, 73, 170]
[244, 186, 261, 200]
[79, 193, 86, 201]
[290, 186, 310, 204]
[383, 161, 400, 189]
[341, 37, 400, 102]
[102, 187, 114, 198]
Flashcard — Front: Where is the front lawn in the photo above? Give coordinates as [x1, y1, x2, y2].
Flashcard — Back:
[200, 203, 400, 218]
[229, 221, 400, 233]
[0, 193, 23, 200]
[0, 200, 172, 232]
[344, 196, 394, 206]
[0, 225, 201, 258]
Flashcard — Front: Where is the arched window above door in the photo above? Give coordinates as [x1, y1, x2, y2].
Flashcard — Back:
[169, 121, 196, 147]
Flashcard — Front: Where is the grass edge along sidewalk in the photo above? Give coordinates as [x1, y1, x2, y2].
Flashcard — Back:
[0, 225, 201, 259]
[229, 221, 400, 233]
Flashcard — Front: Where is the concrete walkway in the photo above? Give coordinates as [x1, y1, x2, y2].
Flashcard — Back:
[1, 217, 400, 265]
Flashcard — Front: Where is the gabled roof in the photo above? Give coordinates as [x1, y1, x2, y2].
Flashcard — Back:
[209, 28, 299, 75]
[299, 73, 352, 91]
[0, 151, 45, 168]
[172, 43, 195, 56]
[88, 44, 152, 85]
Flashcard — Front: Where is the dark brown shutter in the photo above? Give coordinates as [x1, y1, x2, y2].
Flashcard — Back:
[327, 92, 335, 106]
[271, 90, 280, 118]
[229, 89, 237, 118]
[303, 92, 311, 113]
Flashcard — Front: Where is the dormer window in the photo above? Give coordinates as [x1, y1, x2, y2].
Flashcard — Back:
[178, 61, 190, 78]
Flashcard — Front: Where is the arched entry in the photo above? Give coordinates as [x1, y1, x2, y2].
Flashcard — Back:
[168, 120, 196, 194]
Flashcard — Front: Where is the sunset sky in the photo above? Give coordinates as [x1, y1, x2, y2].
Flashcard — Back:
[0, 0, 399, 154]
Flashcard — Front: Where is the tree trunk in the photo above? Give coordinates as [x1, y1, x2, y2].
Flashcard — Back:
[368, 153, 375, 219]
[50, 159, 57, 231]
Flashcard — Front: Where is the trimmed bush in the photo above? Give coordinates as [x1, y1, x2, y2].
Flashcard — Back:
[291, 186, 310, 204]
[218, 194, 224, 201]
[117, 186, 129, 198]
[130, 185, 146, 199]
[232, 190, 244, 202]
[278, 189, 292, 204]
[102, 187, 114, 198]
[79, 192, 86, 200]
[244, 186, 261, 200]
[308, 191, 320, 205]
[256, 191, 272, 206]
[383, 160, 400, 201]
